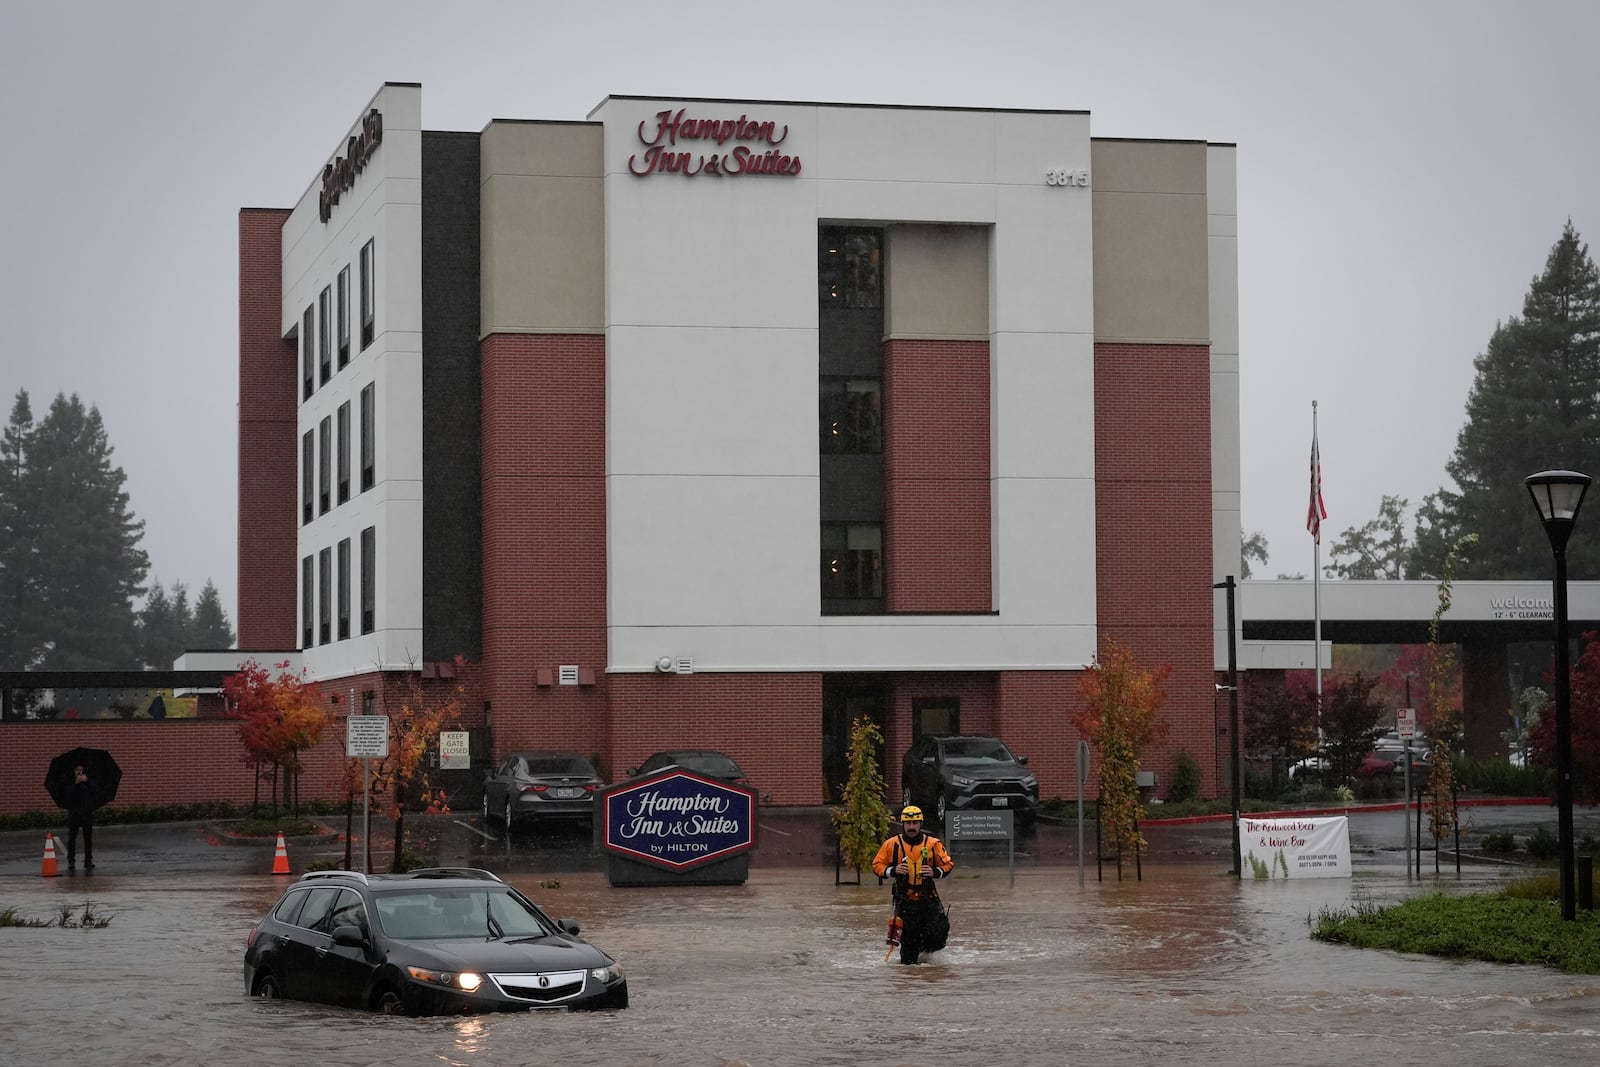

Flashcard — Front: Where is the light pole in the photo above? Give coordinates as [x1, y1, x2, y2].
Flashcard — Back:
[1525, 469, 1591, 922]
[1215, 576, 1241, 878]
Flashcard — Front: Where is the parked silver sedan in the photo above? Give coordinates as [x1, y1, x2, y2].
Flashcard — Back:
[481, 752, 603, 829]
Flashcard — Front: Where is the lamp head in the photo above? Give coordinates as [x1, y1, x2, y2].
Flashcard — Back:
[1526, 470, 1592, 551]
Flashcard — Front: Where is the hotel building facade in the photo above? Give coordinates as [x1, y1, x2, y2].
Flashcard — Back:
[237, 83, 1241, 806]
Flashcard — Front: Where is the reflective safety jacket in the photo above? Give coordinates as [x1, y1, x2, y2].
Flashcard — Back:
[871, 833, 954, 903]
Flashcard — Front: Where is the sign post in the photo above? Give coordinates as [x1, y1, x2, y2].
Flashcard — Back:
[346, 715, 389, 873]
[947, 810, 1015, 887]
[1077, 740, 1090, 888]
[1397, 707, 1417, 875]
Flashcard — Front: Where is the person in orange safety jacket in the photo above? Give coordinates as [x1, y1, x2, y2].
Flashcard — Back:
[871, 804, 954, 964]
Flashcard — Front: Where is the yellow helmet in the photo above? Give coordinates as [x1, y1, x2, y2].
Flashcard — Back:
[900, 804, 924, 822]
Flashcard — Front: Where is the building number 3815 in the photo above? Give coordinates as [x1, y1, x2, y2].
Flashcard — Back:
[1044, 168, 1090, 187]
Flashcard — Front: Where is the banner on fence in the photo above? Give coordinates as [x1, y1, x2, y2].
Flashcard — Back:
[1239, 815, 1350, 879]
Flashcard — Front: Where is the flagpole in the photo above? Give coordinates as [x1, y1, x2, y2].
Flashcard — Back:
[1310, 401, 1325, 747]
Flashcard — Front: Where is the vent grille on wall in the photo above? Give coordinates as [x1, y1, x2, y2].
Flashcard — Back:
[674, 658, 693, 675]
[558, 665, 580, 686]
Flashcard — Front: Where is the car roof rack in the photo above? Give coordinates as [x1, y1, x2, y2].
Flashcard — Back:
[298, 870, 369, 884]
[393, 867, 505, 882]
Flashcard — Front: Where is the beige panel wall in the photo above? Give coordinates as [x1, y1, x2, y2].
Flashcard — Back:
[1091, 140, 1209, 344]
[885, 224, 989, 339]
[480, 121, 604, 335]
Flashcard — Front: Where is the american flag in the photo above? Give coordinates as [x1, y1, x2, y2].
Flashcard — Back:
[1307, 427, 1327, 542]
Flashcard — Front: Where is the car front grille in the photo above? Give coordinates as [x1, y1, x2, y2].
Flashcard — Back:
[972, 782, 1030, 798]
[490, 969, 587, 1004]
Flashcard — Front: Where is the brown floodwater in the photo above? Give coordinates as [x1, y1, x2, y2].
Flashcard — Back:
[3, 859, 1596, 1066]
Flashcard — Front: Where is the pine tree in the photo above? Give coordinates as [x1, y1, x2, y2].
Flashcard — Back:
[1435, 223, 1600, 579]
[0, 390, 37, 668]
[189, 579, 235, 649]
[26, 394, 148, 667]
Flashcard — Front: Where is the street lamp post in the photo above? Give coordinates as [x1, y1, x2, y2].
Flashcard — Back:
[1525, 469, 1592, 922]
[1215, 576, 1241, 879]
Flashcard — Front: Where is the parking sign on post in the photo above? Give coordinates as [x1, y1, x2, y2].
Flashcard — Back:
[1396, 707, 1417, 740]
[345, 715, 389, 873]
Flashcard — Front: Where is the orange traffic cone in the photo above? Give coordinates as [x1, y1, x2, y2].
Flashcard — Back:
[271, 831, 291, 875]
[41, 833, 59, 877]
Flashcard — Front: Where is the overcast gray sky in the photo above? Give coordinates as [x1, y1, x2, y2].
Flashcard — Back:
[3, 0, 1597, 624]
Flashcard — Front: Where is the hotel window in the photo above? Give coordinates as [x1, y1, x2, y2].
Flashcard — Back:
[821, 522, 884, 610]
[301, 555, 313, 648]
[818, 228, 882, 308]
[819, 378, 883, 454]
[318, 416, 332, 515]
[301, 306, 315, 399]
[360, 382, 375, 492]
[360, 238, 375, 349]
[301, 430, 314, 525]
[318, 286, 332, 384]
[318, 546, 332, 645]
[337, 537, 351, 641]
[337, 265, 351, 369]
[360, 525, 376, 635]
[336, 401, 351, 504]
[362, 690, 375, 716]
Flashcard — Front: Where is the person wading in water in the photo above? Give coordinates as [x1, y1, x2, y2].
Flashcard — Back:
[871, 805, 953, 964]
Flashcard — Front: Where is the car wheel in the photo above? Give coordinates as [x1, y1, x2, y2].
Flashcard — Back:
[902, 786, 912, 810]
[935, 794, 947, 823]
[254, 972, 281, 1000]
[481, 789, 491, 822]
[375, 986, 408, 1016]
[504, 798, 515, 830]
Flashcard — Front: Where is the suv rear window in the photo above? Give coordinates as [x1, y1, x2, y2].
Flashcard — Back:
[525, 756, 591, 775]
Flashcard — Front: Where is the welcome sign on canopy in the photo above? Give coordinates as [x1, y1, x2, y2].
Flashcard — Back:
[1239, 815, 1351, 879]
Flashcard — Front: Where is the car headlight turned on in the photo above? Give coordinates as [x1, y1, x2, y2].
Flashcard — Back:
[407, 965, 483, 992]
[590, 963, 624, 984]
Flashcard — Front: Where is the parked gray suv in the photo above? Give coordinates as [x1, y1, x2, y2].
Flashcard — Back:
[901, 734, 1039, 824]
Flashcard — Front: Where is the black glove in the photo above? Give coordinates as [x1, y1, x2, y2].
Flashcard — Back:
[928, 866, 944, 878]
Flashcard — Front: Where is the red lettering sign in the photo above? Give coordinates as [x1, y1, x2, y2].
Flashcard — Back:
[319, 108, 384, 223]
[629, 108, 801, 179]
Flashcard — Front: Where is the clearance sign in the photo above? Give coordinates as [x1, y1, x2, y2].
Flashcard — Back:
[1239, 815, 1351, 879]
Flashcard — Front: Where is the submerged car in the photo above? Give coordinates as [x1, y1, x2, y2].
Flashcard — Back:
[481, 751, 604, 828]
[243, 868, 627, 1015]
[900, 734, 1039, 823]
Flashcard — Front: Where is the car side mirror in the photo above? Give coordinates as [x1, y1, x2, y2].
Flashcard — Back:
[921, 755, 935, 765]
[1018, 755, 1029, 766]
[331, 924, 367, 948]
[626, 767, 639, 777]
[558, 918, 581, 935]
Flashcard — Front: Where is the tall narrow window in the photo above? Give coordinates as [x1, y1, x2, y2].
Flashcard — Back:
[301, 430, 314, 525]
[360, 239, 375, 349]
[318, 547, 332, 645]
[337, 537, 351, 641]
[301, 555, 314, 648]
[302, 306, 315, 399]
[360, 382, 375, 492]
[821, 521, 884, 611]
[818, 228, 883, 308]
[318, 286, 332, 384]
[819, 378, 883, 454]
[337, 265, 351, 368]
[318, 416, 332, 515]
[336, 401, 351, 504]
[360, 526, 376, 634]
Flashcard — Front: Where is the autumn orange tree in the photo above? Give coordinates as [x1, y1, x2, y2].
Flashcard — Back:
[366, 663, 465, 871]
[1073, 636, 1170, 875]
[223, 659, 328, 817]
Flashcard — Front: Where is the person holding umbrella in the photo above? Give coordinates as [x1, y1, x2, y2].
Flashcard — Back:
[45, 747, 121, 871]
[66, 765, 96, 869]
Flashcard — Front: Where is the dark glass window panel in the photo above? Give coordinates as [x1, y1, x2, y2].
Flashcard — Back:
[337, 266, 351, 368]
[337, 538, 351, 641]
[318, 286, 332, 384]
[319, 547, 332, 645]
[301, 555, 314, 648]
[820, 522, 884, 601]
[318, 416, 331, 514]
[819, 378, 883, 454]
[302, 306, 315, 399]
[360, 526, 376, 634]
[818, 228, 882, 309]
[301, 430, 314, 524]
[337, 402, 351, 504]
[360, 383, 375, 492]
[360, 239, 375, 349]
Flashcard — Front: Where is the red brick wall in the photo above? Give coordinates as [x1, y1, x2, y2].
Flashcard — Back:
[607, 673, 822, 804]
[479, 334, 608, 765]
[995, 671, 1091, 803]
[884, 339, 992, 612]
[881, 673, 996, 801]
[237, 209, 298, 649]
[1094, 342, 1217, 795]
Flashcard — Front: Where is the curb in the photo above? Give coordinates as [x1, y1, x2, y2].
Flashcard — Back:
[205, 821, 343, 847]
[1142, 795, 1551, 826]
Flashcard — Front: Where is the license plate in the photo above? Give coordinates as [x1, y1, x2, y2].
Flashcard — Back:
[994, 798, 1008, 806]
[551, 788, 580, 799]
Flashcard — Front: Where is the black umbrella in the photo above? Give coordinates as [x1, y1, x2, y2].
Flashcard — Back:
[44, 748, 122, 810]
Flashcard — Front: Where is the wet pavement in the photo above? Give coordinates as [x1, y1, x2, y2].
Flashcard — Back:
[2, 804, 1599, 1065]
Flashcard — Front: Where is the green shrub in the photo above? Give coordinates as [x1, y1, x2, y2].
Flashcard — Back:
[1168, 751, 1203, 803]
[1453, 756, 1551, 797]
[1480, 831, 1517, 855]
[1527, 825, 1561, 860]
[1502, 872, 1560, 900]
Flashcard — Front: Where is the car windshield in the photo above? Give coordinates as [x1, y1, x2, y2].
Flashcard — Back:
[941, 739, 1014, 762]
[677, 754, 740, 777]
[524, 756, 592, 776]
[374, 888, 559, 941]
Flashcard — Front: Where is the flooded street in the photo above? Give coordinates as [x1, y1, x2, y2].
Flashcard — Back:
[4, 834, 1598, 1066]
